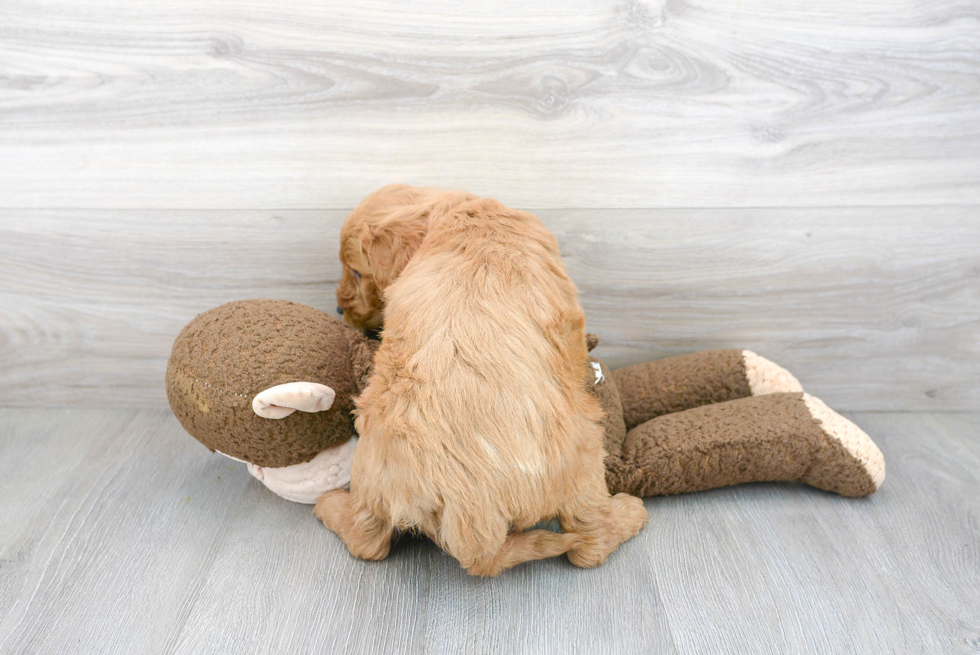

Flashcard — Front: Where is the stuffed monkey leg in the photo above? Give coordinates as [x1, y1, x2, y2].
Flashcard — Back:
[611, 349, 802, 432]
[605, 392, 885, 498]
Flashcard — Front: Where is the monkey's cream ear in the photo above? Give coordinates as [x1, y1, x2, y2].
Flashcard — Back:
[252, 382, 336, 419]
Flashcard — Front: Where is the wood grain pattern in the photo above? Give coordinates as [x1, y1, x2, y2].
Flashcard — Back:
[646, 411, 980, 654]
[0, 0, 977, 209]
[2, 0, 977, 650]
[1, 207, 976, 410]
[0, 409, 252, 654]
[829, 412, 980, 653]
[1, 409, 978, 653]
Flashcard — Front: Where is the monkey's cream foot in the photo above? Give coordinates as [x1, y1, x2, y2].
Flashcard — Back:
[800, 394, 885, 496]
[742, 350, 803, 395]
[607, 392, 884, 498]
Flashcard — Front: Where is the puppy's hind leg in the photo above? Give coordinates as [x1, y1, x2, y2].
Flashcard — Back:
[314, 489, 393, 561]
[559, 484, 648, 569]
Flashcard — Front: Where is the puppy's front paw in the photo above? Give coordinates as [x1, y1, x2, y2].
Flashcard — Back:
[313, 488, 351, 533]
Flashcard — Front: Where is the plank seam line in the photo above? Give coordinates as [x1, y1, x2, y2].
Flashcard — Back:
[2, 204, 980, 212]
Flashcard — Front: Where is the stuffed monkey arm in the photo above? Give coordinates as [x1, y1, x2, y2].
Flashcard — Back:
[611, 349, 802, 431]
[240, 438, 357, 504]
[605, 392, 885, 498]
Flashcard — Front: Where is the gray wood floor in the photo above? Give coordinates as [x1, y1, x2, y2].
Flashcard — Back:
[1, 408, 977, 654]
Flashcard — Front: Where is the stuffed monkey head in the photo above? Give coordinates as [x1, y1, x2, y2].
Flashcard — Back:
[166, 299, 378, 502]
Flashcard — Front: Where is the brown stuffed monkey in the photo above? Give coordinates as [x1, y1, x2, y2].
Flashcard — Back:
[167, 300, 884, 505]
[588, 343, 883, 498]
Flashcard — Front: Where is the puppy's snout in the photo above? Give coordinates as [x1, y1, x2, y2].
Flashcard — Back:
[336, 306, 344, 316]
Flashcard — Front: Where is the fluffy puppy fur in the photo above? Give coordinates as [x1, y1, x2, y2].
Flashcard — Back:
[336, 185, 477, 332]
[320, 185, 648, 576]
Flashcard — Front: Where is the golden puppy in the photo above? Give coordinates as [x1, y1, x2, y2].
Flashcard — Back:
[320, 185, 648, 576]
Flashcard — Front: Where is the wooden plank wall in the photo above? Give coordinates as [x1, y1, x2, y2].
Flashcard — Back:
[0, 0, 978, 410]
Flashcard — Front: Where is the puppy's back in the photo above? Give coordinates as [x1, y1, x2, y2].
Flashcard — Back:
[354, 199, 603, 534]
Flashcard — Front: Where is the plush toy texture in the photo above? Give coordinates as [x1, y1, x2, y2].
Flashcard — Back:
[166, 300, 377, 468]
[166, 300, 885, 506]
[589, 349, 884, 497]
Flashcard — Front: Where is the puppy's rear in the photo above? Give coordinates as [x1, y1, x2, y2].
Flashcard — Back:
[318, 191, 647, 576]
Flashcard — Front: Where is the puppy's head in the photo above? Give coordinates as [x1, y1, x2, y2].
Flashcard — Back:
[336, 233, 384, 332]
[337, 184, 468, 332]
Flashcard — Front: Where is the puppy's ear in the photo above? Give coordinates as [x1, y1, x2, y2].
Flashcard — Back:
[359, 209, 429, 290]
